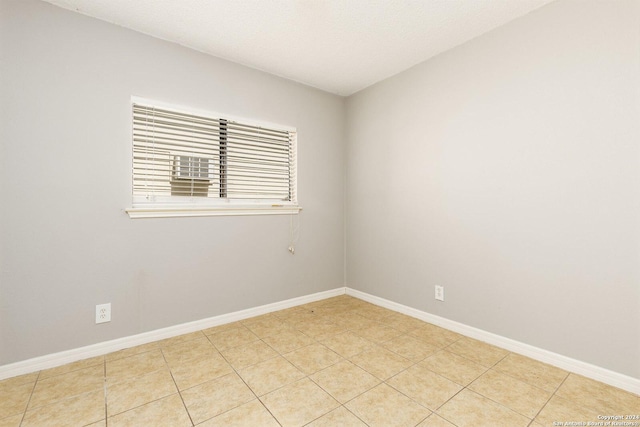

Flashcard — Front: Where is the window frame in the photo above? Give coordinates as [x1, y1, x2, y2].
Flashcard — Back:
[125, 97, 301, 219]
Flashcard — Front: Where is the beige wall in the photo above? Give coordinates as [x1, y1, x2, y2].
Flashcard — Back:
[0, 0, 345, 365]
[2, 0, 638, 381]
[346, 0, 640, 378]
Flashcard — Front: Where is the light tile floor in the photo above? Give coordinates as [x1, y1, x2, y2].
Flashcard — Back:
[1, 295, 638, 426]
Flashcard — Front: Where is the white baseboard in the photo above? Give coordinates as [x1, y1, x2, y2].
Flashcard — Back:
[345, 287, 640, 395]
[0, 287, 346, 381]
[2, 285, 638, 396]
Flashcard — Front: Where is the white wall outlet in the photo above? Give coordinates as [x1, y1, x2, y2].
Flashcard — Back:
[96, 303, 111, 324]
[435, 285, 444, 302]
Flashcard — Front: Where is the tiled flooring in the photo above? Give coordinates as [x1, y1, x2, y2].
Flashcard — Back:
[1, 296, 638, 426]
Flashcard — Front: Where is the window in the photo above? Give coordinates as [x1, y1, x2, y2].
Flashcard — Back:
[126, 98, 300, 218]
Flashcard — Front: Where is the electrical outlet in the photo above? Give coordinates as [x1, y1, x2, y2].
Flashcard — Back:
[96, 303, 111, 324]
[435, 286, 444, 302]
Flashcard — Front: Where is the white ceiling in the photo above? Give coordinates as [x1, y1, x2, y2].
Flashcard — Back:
[42, 0, 555, 96]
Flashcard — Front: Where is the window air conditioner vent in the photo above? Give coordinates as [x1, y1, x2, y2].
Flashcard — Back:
[172, 155, 210, 181]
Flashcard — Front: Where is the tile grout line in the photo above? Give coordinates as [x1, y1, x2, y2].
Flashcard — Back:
[231, 299, 359, 425]
[282, 310, 370, 427]
[103, 359, 108, 427]
[318, 330, 423, 425]
[104, 349, 191, 422]
[445, 349, 538, 426]
[461, 383, 535, 424]
[17, 370, 41, 427]
[226, 303, 369, 425]
[8, 296, 632, 426]
[102, 356, 170, 418]
[550, 372, 636, 414]
[491, 355, 564, 395]
[527, 370, 572, 426]
[275, 299, 435, 424]
[381, 337, 510, 426]
[472, 352, 550, 423]
[274, 316, 354, 423]
[208, 332, 285, 426]
[487, 360, 565, 421]
[159, 345, 196, 427]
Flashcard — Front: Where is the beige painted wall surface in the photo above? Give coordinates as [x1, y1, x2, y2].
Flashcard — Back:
[346, 0, 640, 378]
[0, 0, 345, 365]
[1, 0, 639, 381]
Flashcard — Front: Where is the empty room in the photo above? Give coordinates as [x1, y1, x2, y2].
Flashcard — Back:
[1, 0, 639, 426]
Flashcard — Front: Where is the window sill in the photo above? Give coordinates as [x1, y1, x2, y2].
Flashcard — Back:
[126, 204, 302, 219]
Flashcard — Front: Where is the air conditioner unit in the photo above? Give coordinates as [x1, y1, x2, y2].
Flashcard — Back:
[172, 155, 211, 181]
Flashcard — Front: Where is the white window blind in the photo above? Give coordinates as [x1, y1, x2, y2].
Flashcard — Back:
[128, 100, 299, 218]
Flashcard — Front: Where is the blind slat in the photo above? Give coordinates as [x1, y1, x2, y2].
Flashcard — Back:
[133, 106, 290, 138]
[132, 102, 296, 201]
